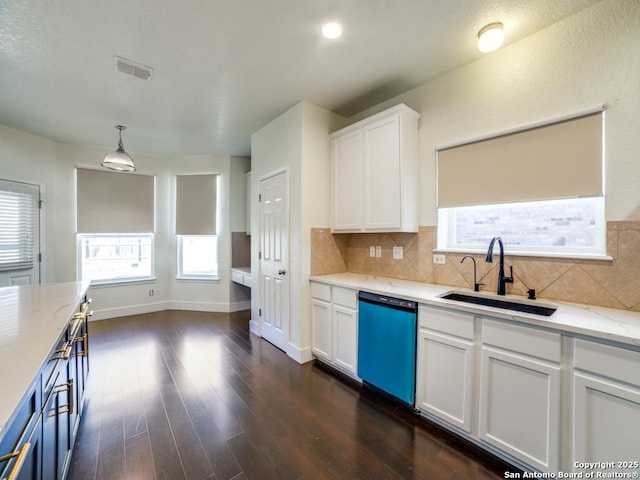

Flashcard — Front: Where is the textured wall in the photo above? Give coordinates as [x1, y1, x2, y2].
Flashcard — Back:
[311, 223, 640, 311]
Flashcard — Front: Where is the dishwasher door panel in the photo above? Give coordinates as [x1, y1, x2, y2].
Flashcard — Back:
[357, 299, 417, 404]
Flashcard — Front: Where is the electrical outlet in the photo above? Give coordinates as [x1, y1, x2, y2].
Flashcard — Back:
[149, 289, 154, 296]
[369, 246, 376, 257]
[433, 254, 446, 265]
[375, 246, 382, 258]
[393, 246, 403, 260]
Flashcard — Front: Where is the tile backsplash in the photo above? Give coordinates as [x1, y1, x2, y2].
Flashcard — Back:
[310, 223, 640, 312]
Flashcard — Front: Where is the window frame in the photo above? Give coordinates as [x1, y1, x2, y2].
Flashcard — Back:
[436, 197, 608, 260]
[77, 233, 156, 285]
[176, 234, 219, 281]
[0, 181, 39, 272]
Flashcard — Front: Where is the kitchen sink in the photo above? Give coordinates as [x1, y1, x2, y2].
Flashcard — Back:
[438, 291, 557, 317]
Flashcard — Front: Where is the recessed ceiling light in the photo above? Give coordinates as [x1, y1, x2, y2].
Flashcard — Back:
[477, 22, 504, 53]
[322, 22, 342, 39]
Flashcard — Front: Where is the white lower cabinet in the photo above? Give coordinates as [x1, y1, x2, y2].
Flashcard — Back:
[310, 282, 358, 378]
[416, 306, 475, 432]
[572, 339, 640, 474]
[479, 319, 561, 472]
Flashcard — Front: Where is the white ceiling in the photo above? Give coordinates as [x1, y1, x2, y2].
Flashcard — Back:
[0, 0, 601, 157]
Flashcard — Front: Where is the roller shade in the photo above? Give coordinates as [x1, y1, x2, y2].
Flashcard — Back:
[76, 168, 155, 233]
[176, 174, 217, 235]
[437, 112, 603, 208]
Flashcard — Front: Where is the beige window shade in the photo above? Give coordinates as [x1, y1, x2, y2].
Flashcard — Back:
[77, 168, 155, 233]
[176, 174, 217, 235]
[437, 112, 603, 208]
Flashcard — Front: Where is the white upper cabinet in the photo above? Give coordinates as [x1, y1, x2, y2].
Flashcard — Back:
[331, 104, 419, 233]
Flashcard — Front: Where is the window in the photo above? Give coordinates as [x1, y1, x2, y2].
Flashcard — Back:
[177, 235, 218, 278]
[176, 174, 219, 280]
[76, 168, 155, 284]
[0, 180, 39, 271]
[437, 197, 605, 257]
[436, 110, 605, 258]
[77, 234, 153, 283]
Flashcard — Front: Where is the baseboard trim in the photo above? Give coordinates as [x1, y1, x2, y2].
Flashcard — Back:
[286, 343, 313, 364]
[89, 300, 250, 321]
[89, 301, 171, 321]
[249, 319, 260, 335]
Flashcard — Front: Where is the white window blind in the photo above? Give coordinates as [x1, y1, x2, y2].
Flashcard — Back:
[176, 174, 218, 235]
[0, 180, 38, 271]
[437, 112, 603, 208]
[76, 168, 155, 233]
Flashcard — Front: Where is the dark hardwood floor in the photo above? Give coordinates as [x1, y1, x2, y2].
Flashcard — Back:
[67, 310, 509, 480]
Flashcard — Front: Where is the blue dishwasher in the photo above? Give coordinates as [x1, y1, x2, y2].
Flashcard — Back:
[357, 291, 418, 405]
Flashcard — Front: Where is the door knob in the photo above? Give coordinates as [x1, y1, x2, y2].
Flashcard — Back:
[278, 269, 286, 275]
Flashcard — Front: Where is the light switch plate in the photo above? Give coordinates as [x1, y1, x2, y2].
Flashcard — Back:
[393, 246, 403, 259]
[375, 246, 382, 258]
[369, 246, 376, 257]
[433, 254, 446, 264]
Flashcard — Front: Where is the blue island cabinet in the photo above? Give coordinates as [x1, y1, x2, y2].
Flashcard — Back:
[0, 294, 91, 480]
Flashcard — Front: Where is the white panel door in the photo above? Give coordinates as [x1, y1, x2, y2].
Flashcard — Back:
[259, 171, 288, 351]
[363, 115, 401, 229]
[416, 329, 474, 432]
[0, 180, 41, 286]
[478, 346, 561, 472]
[573, 372, 640, 474]
[311, 299, 332, 361]
[333, 305, 357, 375]
[332, 130, 363, 231]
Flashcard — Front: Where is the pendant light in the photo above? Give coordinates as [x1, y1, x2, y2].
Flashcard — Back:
[101, 124, 136, 172]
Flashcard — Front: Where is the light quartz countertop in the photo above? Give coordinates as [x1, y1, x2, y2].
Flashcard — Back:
[0, 281, 90, 438]
[310, 273, 640, 349]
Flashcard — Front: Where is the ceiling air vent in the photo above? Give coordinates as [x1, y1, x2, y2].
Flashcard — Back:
[114, 56, 153, 81]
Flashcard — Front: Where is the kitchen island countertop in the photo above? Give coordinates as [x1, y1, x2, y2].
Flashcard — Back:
[0, 281, 90, 438]
[310, 273, 640, 348]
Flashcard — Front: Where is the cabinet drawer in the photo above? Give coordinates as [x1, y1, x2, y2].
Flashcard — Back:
[419, 306, 474, 340]
[310, 282, 332, 302]
[333, 287, 356, 309]
[0, 383, 40, 473]
[574, 339, 640, 386]
[482, 319, 561, 363]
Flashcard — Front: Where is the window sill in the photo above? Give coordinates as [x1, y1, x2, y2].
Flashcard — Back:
[176, 276, 220, 283]
[434, 248, 613, 262]
[88, 277, 157, 288]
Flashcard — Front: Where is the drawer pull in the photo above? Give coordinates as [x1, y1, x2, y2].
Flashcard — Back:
[0, 442, 31, 480]
[74, 334, 88, 357]
[49, 378, 74, 417]
[49, 344, 72, 362]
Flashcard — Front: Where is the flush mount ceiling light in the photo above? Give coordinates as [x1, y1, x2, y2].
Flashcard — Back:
[477, 22, 504, 53]
[101, 125, 136, 172]
[322, 22, 342, 39]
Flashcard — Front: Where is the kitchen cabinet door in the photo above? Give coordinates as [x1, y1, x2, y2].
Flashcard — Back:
[573, 373, 640, 471]
[311, 299, 332, 361]
[332, 129, 363, 231]
[0, 384, 41, 480]
[333, 305, 358, 375]
[363, 115, 401, 230]
[416, 329, 474, 432]
[478, 345, 561, 472]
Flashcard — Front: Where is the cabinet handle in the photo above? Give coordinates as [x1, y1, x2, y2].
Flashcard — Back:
[0, 442, 31, 480]
[74, 334, 88, 357]
[49, 344, 72, 362]
[49, 378, 74, 417]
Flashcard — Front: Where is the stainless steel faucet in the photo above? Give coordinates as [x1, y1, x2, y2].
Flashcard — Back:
[485, 236, 513, 295]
